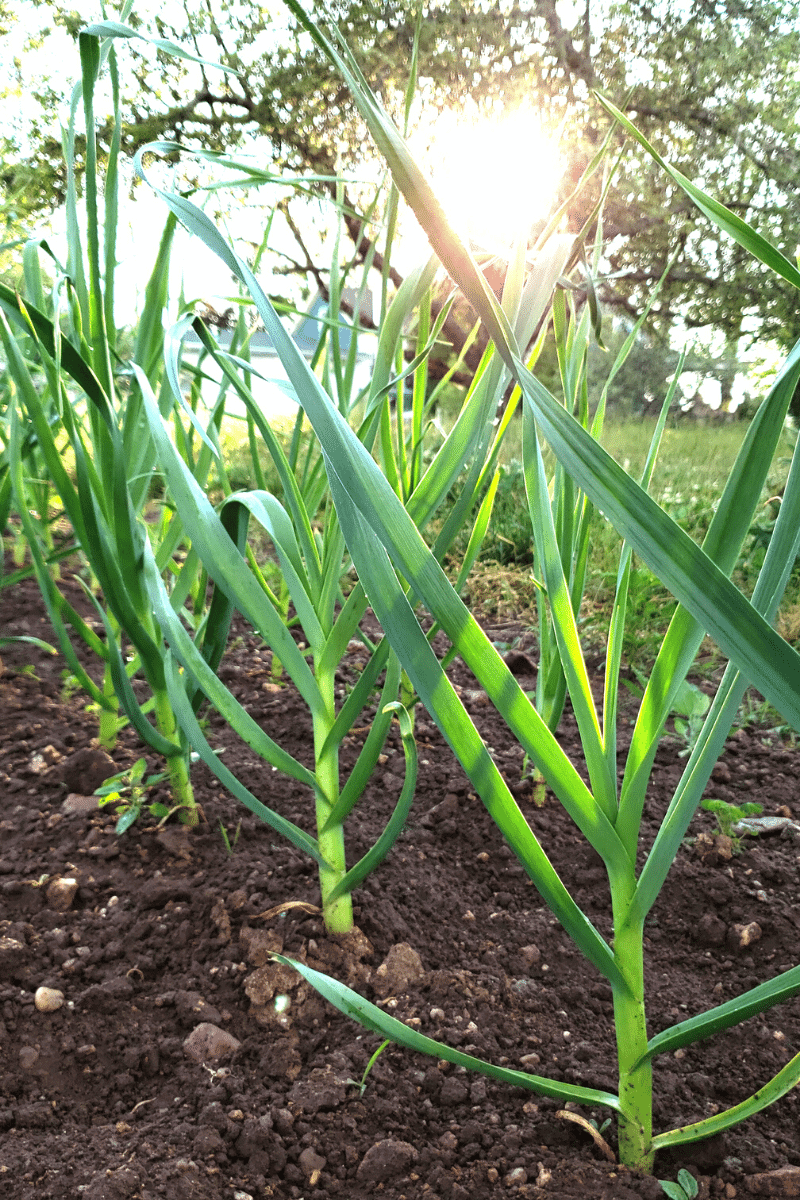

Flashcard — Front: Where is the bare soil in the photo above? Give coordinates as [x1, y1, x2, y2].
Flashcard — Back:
[1, 562, 800, 1200]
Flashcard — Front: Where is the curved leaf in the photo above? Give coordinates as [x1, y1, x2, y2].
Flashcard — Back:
[638, 966, 800, 1067]
[321, 652, 401, 829]
[219, 490, 323, 653]
[163, 653, 327, 867]
[134, 365, 322, 715]
[83, 20, 240, 75]
[517, 359, 800, 731]
[87, 585, 184, 759]
[272, 953, 622, 1113]
[653, 1053, 800, 1151]
[0, 284, 112, 425]
[325, 701, 417, 902]
[143, 541, 318, 792]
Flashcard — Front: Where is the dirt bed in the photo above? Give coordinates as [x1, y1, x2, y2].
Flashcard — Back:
[1, 564, 799, 1199]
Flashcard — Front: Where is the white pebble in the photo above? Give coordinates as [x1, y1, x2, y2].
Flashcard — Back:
[35, 987, 65, 1012]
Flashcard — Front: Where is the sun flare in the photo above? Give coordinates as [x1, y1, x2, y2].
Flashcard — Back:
[419, 108, 562, 253]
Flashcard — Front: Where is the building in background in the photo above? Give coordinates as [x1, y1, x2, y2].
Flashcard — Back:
[181, 288, 377, 421]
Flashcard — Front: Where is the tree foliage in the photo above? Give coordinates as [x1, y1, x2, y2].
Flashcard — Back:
[3, 0, 800, 357]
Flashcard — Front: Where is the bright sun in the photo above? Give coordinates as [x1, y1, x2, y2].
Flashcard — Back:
[418, 108, 562, 254]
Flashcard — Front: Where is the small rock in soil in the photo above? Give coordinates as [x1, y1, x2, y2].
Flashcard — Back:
[0, 935, 30, 982]
[45, 875, 79, 911]
[730, 921, 762, 949]
[298, 1146, 327, 1178]
[239, 924, 283, 965]
[34, 985, 64, 1011]
[62, 792, 99, 815]
[182, 1021, 242, 1063]
[174, 989, 223, 1026]
[695, 831, 735, 863]
[519, 942, 541, 969]
[244, 958, 300, 1008]
[440, 1076, 470, 1106]
[234, 1114, 273, 1160]
[745, 1164, 800, 1195]
[694, 912, 727, 947]
[288, 1065, 347, 1113]
[192, 1125, 226, 1156]
[371, 941, 425, 997]
[18, 1046, 39, 1069]
[356, 1138, 418, 1184]
[58, 747, 117, 794]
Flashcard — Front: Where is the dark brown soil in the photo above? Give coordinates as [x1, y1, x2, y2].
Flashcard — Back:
[2, 562, 800, 1200]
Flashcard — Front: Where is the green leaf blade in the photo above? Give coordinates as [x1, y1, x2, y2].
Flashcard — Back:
[272, 953, 622, 1113]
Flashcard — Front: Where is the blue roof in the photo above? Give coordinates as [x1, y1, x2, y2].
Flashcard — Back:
[182, 288, 374, 361]
[292, 289, 374, 358]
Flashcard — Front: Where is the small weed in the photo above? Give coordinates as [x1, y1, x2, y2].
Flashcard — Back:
[459, 559, 539, 621]
[735, 691, 797, 744]
[589, 1115, 613, 1136]
[95, 758, 177, 834]
[347, 1039, 391, 1096]
[60, 670, 81, 703]
[659, 1167, 699, 1200]
[671, 680, 711, 757]
[219, 818, 242, 855]
[701, 798, 763, 852]
[521, 751, 547, 807]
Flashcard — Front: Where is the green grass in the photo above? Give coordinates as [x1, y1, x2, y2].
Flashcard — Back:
[601, 418, 752, 486]
[208, 411, 306, 498]
[588, 420, 798, 660]
[455, 416, 799, 665]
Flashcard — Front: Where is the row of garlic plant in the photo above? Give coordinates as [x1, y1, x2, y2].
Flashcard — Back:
[1, 14, 580, 933]
[130, 141, 576, 933]
[0, 14, 220, 819]
[135, 0, 800, 1175]
[11, 10, 800, 1174]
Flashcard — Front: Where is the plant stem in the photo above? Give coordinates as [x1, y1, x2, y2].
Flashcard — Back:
[98, 659, 120, 750]
[400, 667, 415, 732]
[167, 751, 197, 826]
[314, 668, 354, 934]
[152, 688, 197, 825]
[531, 764, 547, 807]
[612, 917, 653, 1171]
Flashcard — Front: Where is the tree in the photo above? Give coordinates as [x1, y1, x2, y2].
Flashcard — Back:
[3, 0, 800, 363]
[590, 1, 800, 355]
